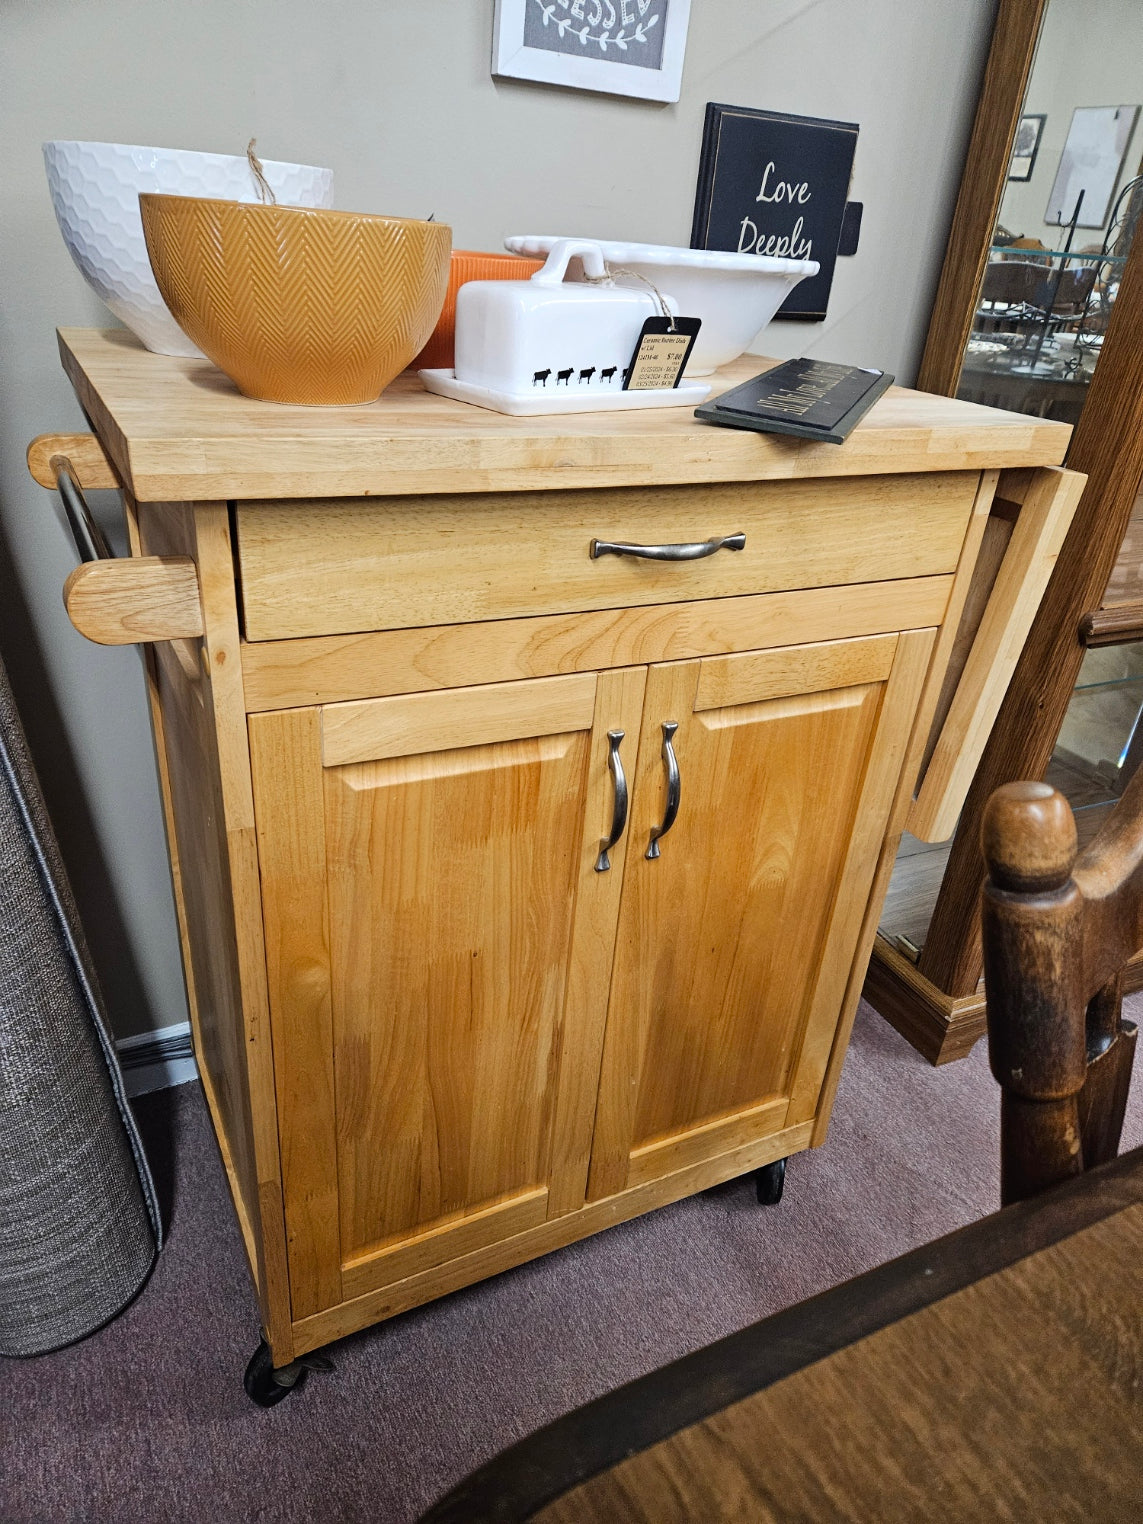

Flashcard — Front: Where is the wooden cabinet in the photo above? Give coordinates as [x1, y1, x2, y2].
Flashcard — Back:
[247, 633, 930, 1319]
[589, 634, 930, 1199]
[42, 329, 1077, 1375]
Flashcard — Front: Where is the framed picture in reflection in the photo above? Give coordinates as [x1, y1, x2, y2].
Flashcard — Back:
[1046, 105, 1141, 227]
[1009, 113, 1046, 182]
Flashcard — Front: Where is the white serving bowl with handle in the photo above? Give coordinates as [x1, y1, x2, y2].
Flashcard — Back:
[504, 235, 818, 375]
[43, 140, 335, 357]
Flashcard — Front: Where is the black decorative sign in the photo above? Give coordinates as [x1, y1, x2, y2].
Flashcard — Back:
[695, 359, 893, 444]
[691, 104, 859, 321]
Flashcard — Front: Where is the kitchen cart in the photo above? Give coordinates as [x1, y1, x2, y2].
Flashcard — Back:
[33, 330, 1077, 1399]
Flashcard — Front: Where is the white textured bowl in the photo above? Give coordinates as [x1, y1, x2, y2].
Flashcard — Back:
[44, 141, 335, 357]
[505, 236, 818, 375]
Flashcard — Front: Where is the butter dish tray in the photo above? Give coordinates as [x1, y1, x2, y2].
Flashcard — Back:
[419, 368, 711, 416]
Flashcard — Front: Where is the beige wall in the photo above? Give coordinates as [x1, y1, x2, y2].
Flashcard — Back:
[0, 0, 995, 1038]
[1000, 0, 1143, 245]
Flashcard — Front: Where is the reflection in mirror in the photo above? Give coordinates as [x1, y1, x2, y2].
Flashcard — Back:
[879, 0, 1143, 968]
[956, 0, 1143, 427]
[879, 638, 1143, 964]
[1052, 641, 1143, 841]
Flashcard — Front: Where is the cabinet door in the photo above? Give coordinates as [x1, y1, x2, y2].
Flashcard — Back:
[249, 667, 645, 1316]
[588, 630, 934, 1200]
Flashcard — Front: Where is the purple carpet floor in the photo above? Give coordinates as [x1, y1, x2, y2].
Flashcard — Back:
[4, 997, 1142, 1523]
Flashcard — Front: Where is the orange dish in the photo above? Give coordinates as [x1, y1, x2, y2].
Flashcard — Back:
[415, 250, 544, 371]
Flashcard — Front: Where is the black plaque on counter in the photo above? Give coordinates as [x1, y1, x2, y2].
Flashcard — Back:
[695, 358, 893, 444]
[691, 104, 859, 321]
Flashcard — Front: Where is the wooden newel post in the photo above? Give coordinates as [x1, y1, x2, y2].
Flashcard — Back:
[982, 782, 1086, 1204]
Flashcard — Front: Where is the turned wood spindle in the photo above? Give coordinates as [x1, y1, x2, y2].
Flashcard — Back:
[982, 782, 1086, 1204]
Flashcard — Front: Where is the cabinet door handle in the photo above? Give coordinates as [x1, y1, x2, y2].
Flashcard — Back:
[595, 730, 629, 873]
[590, 533, 746, 562]
[646, 722, 681, 860]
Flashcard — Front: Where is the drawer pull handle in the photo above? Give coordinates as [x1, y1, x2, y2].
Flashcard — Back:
[646, 722, 680, 860]
[595, 730, 629, 873]
[590, 533, 746, 563]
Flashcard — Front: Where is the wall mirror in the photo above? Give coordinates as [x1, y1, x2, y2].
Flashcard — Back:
[955, 2, 1143, 429]
[870, 0, 1143, 1063]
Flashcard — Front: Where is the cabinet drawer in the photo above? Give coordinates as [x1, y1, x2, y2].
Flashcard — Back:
[235, 472, 980, 641]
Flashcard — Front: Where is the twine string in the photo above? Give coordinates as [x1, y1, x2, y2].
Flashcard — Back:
[580, 262, 677, 331]
[246, 139, 277, 206]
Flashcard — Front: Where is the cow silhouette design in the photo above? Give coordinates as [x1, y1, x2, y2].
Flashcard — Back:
[533, 368, 552, 387]
[579, 367, 596, 384]
[557, 368, 574, 385]
[601, 366, 618, 382]
[622, 367, 631, 383]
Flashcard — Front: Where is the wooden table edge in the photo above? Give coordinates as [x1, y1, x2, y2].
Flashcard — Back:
[418, 1146, 1143, 1523]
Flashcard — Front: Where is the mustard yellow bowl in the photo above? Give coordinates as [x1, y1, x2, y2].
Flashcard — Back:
[139, 194, 451, 405]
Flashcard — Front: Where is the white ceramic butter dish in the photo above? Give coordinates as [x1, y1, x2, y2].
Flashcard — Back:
[427, 239, 708, 413]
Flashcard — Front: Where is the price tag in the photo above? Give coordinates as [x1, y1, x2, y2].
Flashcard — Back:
[623, 316, 702, 390]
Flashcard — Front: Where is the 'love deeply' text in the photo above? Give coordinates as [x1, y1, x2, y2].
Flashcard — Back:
[737, 160, 814, 258]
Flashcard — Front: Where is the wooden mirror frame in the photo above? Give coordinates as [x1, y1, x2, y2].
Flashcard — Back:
[867, 0, 1143, 1062]
[917, 0, 1048, 397]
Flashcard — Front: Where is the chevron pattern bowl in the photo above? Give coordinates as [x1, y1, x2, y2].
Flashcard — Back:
[139, 195, 452, 404]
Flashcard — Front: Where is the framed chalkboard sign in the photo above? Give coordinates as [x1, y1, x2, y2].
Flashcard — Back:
[691, 103, 859, 321]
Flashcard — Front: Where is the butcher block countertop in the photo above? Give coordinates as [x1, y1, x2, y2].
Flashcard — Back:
[55, 328, 1072, 503]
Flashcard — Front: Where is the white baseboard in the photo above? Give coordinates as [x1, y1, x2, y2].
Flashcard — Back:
[116, 1021, 199, 1097]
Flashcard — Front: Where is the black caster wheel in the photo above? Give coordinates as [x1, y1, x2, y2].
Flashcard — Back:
[244, 1339, 312, 1408]
[755, 1157, 786, 1205]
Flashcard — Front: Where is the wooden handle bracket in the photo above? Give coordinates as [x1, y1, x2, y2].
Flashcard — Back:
[27, 432, 120, 490]
[30, 430, 204, 645]
[63, 557, 204, 645]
